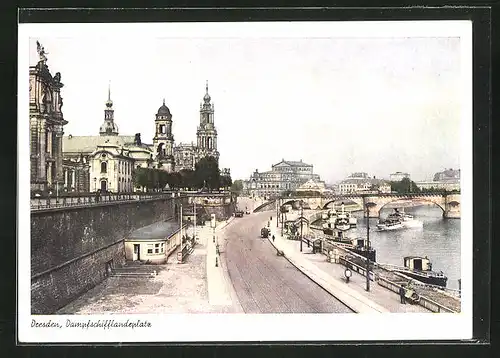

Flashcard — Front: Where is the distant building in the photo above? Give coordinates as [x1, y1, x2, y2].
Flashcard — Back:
[338, 174, 391, 194]
[415, 168, 460, 191]
[390, 172, 411, 181]
[415, 181, 460, 191]
[243, 159, 321, 198]
[433, 168, 460, 182]
[296, 178, 332, 194]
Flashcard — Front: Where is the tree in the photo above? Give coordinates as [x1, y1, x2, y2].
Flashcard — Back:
[195, 156, 220, 191]
[230, 179, 243, 195]
[390, 178, 421, 194]
[220, 175, 232, 190]
[132, 168, 149, 191]
[179, 169, 198, 190]
[168, 171, 182, 189]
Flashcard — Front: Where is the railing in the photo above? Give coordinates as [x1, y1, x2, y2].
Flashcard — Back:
[338, 256, 376, 282]
[30, 192, 180, 211]
[30, 190, 232, 211]
[376, 275, 458, 313]
[282, 191, 460, 200]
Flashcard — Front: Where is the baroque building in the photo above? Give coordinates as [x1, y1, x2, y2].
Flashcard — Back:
[62, 84, 154, 193]
[58, 80, 224, 193]
[243, 159, 321, 198]
[174, 81, 219, 171]
[30, 41, 67, 192]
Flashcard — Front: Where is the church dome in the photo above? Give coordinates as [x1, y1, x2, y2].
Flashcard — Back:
[99, 121, 119, 135]
[157, 99, 171, 116]
[203, 92, 211, 103]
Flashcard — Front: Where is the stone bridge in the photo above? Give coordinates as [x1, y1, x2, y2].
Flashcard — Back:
[278, 192, 461, 218]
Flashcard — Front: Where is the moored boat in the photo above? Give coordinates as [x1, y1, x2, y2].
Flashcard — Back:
[325, 230, 376, 262]
[390, 256, 448, 287]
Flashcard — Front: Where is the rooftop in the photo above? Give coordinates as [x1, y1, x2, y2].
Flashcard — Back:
[63, 135, 136, 154]
[127, 220, 181, 241]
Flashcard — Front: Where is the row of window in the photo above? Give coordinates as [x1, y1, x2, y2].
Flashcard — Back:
[147, 243, 165, 254]
[100, 160, 133, 175]
[274, 167, 312, 172]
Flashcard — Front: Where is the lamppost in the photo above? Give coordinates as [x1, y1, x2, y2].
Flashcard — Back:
[365, 200, 372, 292]
[276, 198, 279, 228]
[300, 201, 304, 252]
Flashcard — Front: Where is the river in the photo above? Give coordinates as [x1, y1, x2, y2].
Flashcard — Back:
[341, 205, 461, 290]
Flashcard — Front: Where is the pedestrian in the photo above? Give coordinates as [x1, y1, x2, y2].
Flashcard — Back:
[272, 234, 275, 242]
[399, 285, 406, 304]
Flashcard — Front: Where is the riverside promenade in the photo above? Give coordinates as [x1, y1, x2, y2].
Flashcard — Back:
[266, 217, 429, 313]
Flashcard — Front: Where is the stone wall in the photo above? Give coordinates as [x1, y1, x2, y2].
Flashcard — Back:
[202, 202, 236, 221]
[32, 241, 125, 314]
[31, 197, 184, 314]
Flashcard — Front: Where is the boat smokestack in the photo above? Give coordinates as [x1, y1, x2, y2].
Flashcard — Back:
[341, 202, 345, 214]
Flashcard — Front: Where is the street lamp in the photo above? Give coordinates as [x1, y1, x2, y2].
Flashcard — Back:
[276, 198, 279, 228]
[365, 200, 372, 292]
[300, 201, 304, 252]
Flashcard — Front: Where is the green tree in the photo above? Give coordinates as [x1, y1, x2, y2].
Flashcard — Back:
[390, 178, 421, 194]
[195, 156, 220, 191]
[220, 175, 232, 190]
[230, 179, 243, 195]
[132, 168, 149, 191]
[179, 169, 198, 190]
[168, 171, 182, 189]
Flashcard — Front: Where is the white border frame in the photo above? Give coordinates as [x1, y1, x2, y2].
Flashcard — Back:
[18, 20, 473, 343]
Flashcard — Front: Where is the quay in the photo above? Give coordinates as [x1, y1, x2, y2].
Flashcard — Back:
[265, 210, 460, 314]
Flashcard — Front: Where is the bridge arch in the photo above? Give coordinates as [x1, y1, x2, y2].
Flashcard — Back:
[281, 199, 312, 210]
[322, 198, 364, 211]
[378, 197, 446, 216]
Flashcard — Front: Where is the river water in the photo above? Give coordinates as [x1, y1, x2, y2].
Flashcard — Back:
[340, 205, 461, 289]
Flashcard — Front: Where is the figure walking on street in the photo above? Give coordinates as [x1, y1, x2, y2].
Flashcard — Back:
[272, 234, 275, 242]
[399, 285, 406, 304]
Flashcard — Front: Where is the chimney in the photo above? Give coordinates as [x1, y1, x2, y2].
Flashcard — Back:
[135, 133, 141, 145]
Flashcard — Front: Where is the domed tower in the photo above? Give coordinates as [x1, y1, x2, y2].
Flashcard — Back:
[196, 81, 219, 161]
[153, 99, 175, 172]
[99, 82, 119, 136]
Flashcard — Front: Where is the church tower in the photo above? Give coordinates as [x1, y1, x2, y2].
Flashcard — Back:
[153, 99, 175, 172]
[196, 81, 219, 162]
[99, 82, 119, 136]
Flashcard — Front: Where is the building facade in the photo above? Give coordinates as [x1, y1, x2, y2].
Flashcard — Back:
[243, 159, 321, 198]
[338, 173, 391, 194]
[58, 80, 223, 192]
[30, 42, 67, 192]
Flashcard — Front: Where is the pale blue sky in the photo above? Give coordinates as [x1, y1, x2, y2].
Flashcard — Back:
[26, 23, 466, 183]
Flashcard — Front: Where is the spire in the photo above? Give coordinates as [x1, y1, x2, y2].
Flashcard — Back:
[163, 98, 165, 105]
[106, 81, 113, 108]
[203, 80, 211, 103]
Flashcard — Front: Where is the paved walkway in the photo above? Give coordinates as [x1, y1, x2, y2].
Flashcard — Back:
[58, 219, 242, 314]
[200, 218, 243, 311]
[267, 217, 429, 313]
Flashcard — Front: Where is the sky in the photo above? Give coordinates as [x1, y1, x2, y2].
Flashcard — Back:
[25, 22, 468, 183]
